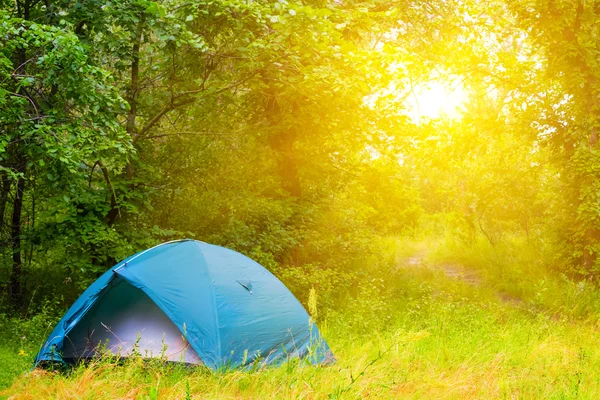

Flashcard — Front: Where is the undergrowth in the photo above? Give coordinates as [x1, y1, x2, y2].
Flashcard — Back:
[3, 236, 600, 398]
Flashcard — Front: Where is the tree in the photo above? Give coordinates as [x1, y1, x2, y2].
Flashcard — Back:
[506, 0, 600, 276]
[0, 18, 131, 306]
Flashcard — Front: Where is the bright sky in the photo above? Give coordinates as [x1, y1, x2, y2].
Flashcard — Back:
[363, 75, 469, 124]
[404, 80, 468, 123]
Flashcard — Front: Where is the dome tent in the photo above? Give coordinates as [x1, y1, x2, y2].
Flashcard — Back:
[35, 240, 333, 369]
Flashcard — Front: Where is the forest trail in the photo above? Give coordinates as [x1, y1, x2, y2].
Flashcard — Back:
[398, 247, 523, 307]
[404, 251, 481, 287]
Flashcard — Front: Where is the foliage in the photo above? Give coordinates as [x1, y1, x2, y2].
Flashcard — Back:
[4, 0, 600, 396]
[0, 0, 425, 311]
[0, 16, 132, 305]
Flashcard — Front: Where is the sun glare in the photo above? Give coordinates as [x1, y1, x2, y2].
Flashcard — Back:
[404, 80, 468, 123]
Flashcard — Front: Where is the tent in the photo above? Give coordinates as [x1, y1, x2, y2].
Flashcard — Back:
[35, 239, 333, 369]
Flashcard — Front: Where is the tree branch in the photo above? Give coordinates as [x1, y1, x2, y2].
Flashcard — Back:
[134, 71, 260, 144]
[137, 131, 233, 141]
[134, 98, 196, 143]
[98, 161, 120, 226]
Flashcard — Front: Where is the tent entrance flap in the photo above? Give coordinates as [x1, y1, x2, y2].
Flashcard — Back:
[62, 277, 201, 364]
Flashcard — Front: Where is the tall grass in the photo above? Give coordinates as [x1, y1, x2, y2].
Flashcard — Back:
[4, 235, 600, 398]
[428, 234, 600, 321]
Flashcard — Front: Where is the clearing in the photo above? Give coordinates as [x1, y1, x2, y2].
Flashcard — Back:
[2, 240, 600, 399]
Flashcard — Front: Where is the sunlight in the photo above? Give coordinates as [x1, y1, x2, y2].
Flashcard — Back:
[404, 80, 468, 123]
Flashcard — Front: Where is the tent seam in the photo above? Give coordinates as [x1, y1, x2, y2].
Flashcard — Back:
[192, 241, 223, 366]
[113, 239, 193, 272]
[114, 242, 215, 368]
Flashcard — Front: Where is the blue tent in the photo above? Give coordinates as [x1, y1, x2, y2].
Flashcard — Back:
[35, 240, 333, 369]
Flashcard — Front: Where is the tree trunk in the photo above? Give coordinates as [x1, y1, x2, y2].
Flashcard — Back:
[0, 172, 10, 235]
[104, 20, 142, 228]
[10, 6, 29, 306]
[125, 21, 142, 182]
[264, 91, 302, 198]
[583, 126, 600, 271]
[268, 129, 301, 198]
[10, 170, 25, 307]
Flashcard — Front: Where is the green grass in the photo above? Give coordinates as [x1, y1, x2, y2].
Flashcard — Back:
[3, 237, 600, 398]
[0, 343, 32, 392]
[428, 235, 600, 320]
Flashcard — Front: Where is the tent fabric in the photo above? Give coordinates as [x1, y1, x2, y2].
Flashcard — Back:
[35, 240, 333, 369]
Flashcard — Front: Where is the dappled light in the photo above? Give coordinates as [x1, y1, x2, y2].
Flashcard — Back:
[2, 0, 600, 398]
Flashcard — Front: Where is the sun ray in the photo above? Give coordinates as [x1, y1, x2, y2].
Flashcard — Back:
[404, 79, 468, 123]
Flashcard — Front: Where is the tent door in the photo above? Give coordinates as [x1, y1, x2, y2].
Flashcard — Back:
[62, 277, 201, 364]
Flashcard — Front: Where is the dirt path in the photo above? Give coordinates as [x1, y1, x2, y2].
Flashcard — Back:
[402, 250, 481, 286]
[399, 248, 523, 307]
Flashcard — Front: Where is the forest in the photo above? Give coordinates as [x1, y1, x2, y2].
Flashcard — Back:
[3, 0, 600, 398]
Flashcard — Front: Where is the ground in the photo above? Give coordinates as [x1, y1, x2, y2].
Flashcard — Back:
[2, 239, 600, 399]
